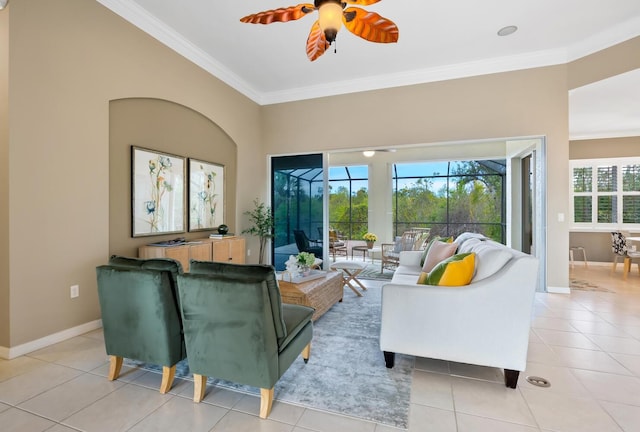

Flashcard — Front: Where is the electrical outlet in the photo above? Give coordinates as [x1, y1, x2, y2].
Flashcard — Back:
[70, 285, 79, 298]
[247, 249, 251, 256]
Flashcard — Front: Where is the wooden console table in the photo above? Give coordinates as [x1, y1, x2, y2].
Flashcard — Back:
[139, 236, 245, 272]
[278, 271, 343, 321]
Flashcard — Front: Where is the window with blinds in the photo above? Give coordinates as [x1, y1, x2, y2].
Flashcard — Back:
[570, 159, 640, 228]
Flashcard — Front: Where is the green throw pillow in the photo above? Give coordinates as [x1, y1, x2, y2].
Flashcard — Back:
[418, 252, 475, 287]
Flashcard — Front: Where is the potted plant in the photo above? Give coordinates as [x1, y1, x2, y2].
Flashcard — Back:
[363, 232, 378, 249]
[241, 198, 274, 264]
[296, 251, 316, 275]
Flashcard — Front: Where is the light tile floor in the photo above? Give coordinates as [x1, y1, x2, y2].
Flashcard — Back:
[1, 264, 639, 431]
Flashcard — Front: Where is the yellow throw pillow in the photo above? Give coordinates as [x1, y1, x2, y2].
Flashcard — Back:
[417, 271, 429, 284]
[421, 252, 475, 286]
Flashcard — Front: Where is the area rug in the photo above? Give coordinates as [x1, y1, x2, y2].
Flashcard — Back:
[126, 285, 413, 429]
[570, 278, 615, 293]
[355, 261, 395, 281]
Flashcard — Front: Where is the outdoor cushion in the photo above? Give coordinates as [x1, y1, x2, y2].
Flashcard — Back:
[392, 236, 403, 253]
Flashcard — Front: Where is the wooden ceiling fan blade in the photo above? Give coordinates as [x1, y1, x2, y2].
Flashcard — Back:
[240, 4, 315, 24]
[343, 7, 399, 43]
[306, 20, 330, 61]
[344, 0, 382, 5]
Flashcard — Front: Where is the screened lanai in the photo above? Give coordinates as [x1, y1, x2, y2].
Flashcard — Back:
[270, 155, 507, 270]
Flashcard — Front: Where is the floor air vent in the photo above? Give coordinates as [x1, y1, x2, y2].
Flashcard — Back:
[526, 376, 550, 388]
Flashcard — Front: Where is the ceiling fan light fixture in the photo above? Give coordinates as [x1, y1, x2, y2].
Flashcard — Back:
[363, 150, 376, 158]
[317, 0, 343, 43]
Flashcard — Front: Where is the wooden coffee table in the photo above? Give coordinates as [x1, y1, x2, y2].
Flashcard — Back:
[278, 271, 344, 321]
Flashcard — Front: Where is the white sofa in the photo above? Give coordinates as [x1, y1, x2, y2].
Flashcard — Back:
[379, 233, 539, 388]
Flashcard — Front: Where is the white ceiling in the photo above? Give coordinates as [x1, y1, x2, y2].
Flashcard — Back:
[97, 0, 640, 140]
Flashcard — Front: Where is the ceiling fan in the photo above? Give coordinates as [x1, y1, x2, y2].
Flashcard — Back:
[240, 0, 399, 61]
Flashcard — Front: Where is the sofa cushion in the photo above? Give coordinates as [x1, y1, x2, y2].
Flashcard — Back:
[418, 252, 475, 286]
[454, 232, 487, 248]
[468, 242, 513, 281]
[421, 241, 458, 273]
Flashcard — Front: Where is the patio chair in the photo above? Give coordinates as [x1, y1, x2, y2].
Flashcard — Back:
[294, 229, 323, 258]
[381, 229, 431, 272]
[328, 229, 347, 260]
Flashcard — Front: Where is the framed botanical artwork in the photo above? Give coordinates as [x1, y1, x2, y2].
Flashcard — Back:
[131, 146, 186, 237]
[188, 158, 225, 232]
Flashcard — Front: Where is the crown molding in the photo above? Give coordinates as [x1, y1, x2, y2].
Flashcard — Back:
[566, 15, 640, 61]
[569, 129, 640, 141]
[259, 48, 570, 105]
[97, 0, 640, 106]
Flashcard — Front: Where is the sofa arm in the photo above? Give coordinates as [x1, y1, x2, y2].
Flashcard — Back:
[398, 250, 422, 267]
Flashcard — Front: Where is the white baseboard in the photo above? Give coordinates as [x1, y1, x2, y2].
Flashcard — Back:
[0, 320, 102, 360]
[547, 286, 571, 294]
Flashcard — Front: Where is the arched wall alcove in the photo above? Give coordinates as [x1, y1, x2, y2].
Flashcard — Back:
[109, 97, 238, 257]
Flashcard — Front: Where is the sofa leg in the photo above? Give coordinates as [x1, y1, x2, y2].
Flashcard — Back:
[504, 369, 519, 389]
[383, 351, 395, 368]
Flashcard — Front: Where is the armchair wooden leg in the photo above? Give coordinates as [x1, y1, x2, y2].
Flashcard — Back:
[193, 374, 207, 402]
[159, 365, 176, 394]
[260, 387, 274, 419]
[302, 343, 311, 364]
[624, 257, 631, 280]
[108, 355, 123, 381]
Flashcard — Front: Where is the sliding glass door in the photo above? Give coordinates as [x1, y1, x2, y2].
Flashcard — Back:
[271, 154, 324, 271]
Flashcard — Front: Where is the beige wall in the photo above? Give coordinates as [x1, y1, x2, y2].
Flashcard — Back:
[0, 5, 9, 347]
[108, 98, 238, 258]
[5, 0, 262, 348]
[570, 136, 640, 159]
[568, 36, 640, 90]
[263, 67, 571, 288]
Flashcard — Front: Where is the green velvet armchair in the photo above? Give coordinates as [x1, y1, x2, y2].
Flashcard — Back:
[95, 255, 185, 393]
[178, 261, 314, 418]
